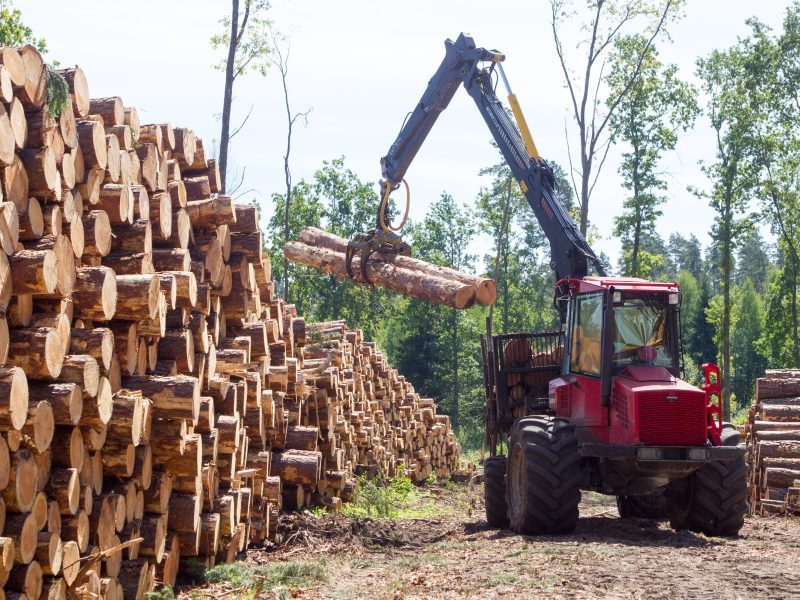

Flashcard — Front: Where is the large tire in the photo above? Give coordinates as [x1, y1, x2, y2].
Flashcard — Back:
[505, 417, 582, 535]
[484, 456, 509, 528]
[668, 422, 747, 536]
[617, 490, 668, 519]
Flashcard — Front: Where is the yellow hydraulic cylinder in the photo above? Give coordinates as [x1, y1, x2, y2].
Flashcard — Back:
[507, 93, 540, 160]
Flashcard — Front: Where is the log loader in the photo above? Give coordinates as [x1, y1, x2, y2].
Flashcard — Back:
[354, 33, 747, 536]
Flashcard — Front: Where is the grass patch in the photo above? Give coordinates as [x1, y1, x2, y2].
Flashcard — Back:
[341, 475, 450, 519]
[203, 559, 328, 595]
[394, 552, 444, 570]
[487, 572, 525, 587]
[145, 587, 175, 600]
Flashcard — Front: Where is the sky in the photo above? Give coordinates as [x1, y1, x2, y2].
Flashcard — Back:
[16, 0, 790, 271]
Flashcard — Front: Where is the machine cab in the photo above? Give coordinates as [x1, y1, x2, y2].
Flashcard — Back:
[552, 277, 706, 445]
[562, 277, 682, 382]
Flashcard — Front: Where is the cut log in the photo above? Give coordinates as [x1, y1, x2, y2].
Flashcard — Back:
[45, 468, 79, 516]
[9, 249, 56, 294]
[19, 147, 57, 199]
[285, 240, 474, 308]
[0, 366, 29, 431]
[24, 400, 54, 452]
[89, 97, 124, 127]
[2, 156, 29, 214]
[5, 512, 37, 563]
[0, 105, 15, 166]
[28, 234, 75, 296]
[81, 210, 111, 256]
[4, 449, 38, 512]
[122, 375, 200, 422]
[7, 559, 42, 599]
[114, 274, 159, 321]
[7, 327, 64, 379]
[18, 197, 43, 242]
[76, 120, 107, 170]
[18, 45, 46, 110]
[97, 183, 130, 224]
[0, 47, 25, 86]
[72, 267, 117, 321]
[57, 66, 90, 118]
[30, 384, 81, 426]
[301, 228, 496, 306]
[110, 218, 151, 255]
[270, 451, 320, 487]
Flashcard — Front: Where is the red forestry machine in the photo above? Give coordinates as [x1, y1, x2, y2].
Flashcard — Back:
[354, 34, 747, 536]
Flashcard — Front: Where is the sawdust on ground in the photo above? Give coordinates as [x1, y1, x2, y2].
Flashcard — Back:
[186, 479, 800, 599]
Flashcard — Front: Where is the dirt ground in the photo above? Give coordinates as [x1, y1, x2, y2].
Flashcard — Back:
[189, 479, 800, 599]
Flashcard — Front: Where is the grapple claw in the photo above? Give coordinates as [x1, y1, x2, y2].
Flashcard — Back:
[360, 248, 373, 284]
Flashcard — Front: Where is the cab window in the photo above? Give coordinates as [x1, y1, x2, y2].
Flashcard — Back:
[612, 295, 676, 369]
[570, 292, 603, 376]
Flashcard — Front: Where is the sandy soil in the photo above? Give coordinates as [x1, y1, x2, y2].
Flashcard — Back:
[189, 480, 800, 599]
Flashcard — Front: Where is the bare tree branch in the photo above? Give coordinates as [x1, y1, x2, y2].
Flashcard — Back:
[229, 104, 254, 140]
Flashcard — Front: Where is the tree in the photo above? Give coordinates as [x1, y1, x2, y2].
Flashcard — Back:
[730, 279, 766, 411]
[735, 232, 772, 294]
[413, 193, 476, 430]
[691, 275, 717, 368]
[211, 0, 272, 193]
[549, 0, 683, 236]
[667, 233, 703, 281]
[0, 0, 46, 50]
[694, 37, 763, 419]
[269, 29, 311, 303]
[606, 35, 698, 277]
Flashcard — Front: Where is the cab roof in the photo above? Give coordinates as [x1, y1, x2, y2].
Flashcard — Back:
[560, 277, 680, 294]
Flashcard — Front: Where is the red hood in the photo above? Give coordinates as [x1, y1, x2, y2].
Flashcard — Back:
[613, 366, 702, 394]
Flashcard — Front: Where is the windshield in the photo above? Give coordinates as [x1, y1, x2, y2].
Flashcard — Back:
[612, 295, 676, 369]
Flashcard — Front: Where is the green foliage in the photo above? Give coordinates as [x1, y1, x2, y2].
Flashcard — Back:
[730, 279, 767, 409]
[607, 35, 698, 278]
[0, 1, 46, 51]
[204, 559, 328, 591]
[210, 0, 272, 78]
[45, 65, 69, 118]
[144, 587, 175, 600]
[342, 474, 415, 518]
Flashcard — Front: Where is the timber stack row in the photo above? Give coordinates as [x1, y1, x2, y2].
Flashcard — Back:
[0, 45, 462, 599]
[744, 369, 800, 515]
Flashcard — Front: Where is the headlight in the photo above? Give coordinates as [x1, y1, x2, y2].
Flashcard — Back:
[637, 447, 663, 460]
[687, 448, 709, 461]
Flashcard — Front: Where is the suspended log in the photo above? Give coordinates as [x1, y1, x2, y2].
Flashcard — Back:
[284, 241, 476, 309]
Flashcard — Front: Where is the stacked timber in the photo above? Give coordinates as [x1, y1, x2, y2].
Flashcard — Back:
[285, 227, 496, 309]
[0, 45, 462, 599]
[745, 369, 800, 515]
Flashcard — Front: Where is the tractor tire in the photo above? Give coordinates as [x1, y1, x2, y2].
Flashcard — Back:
[616, 490, 668, 519]
[505, 417, 582, 535]
[668, 421, 747, 537]
[484, 456, 509, 528]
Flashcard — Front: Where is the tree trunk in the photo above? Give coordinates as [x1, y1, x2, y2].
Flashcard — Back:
[219, 0, 240, 193]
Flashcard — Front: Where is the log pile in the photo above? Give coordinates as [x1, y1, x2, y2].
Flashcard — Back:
[284, 227, 496, 309]
[0, 45, 463, 599]
[745, 369, 800, 515]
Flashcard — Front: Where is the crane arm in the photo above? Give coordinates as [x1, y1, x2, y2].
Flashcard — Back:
[379, 33, 606, 286]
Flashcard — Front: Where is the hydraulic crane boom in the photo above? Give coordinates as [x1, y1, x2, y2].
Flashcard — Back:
[378, 33, 605, 293]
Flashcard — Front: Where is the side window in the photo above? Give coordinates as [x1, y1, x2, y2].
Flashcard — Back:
[570, 293, 603, 376]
